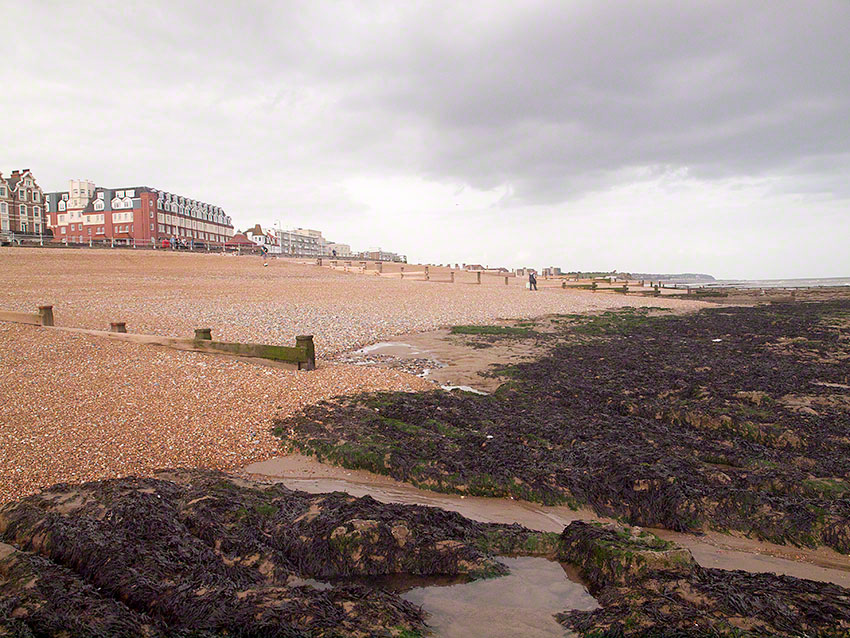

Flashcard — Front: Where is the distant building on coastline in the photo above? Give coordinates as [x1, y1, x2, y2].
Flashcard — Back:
[44, 180, 234, 246]
[0, 169, 46, 239]
[541, 266, 562, 277]
[359, 248, 406, 262]
[245, 224, 280, 253]
[325, 242, 351, 257]
[244, 223, 403, 260]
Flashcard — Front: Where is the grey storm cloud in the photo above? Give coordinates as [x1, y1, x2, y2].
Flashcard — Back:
[5, 0, 850, 206]
[311, 1, 850, 203]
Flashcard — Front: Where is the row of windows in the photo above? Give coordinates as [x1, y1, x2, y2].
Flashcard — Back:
[158, 224, 227, 242]
[1, 204, 42, 217]
[60, 224, 132, 234]
[0, 188, 40, 202]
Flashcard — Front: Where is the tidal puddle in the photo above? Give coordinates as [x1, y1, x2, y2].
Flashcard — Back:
[440, 384, 489, 395]
[356, 342, 428, 357]
[402, 557, 598, 637]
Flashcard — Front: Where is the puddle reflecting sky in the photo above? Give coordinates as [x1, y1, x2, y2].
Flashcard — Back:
[402, 556, 598, 638]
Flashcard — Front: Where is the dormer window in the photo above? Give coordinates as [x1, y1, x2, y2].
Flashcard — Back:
[58, 200, 66, 211]
[94, 200, 105, 211]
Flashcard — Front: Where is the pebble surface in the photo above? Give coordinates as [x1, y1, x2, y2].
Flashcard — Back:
[0, 248, 704, 503]
[0, 249, 702, 356]
[0, 323, 431, 504]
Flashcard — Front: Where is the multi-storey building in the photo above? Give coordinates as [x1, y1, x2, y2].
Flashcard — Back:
[0, 169, 46, 238]
[44, 180, 234, 245]
[359, 249, 407, 263]
[325, 242, 351, 257]
[272, 227, 324, 257]
[245, 224, 281, 254]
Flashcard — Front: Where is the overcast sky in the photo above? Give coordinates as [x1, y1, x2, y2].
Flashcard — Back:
[3, 1, 849, 278]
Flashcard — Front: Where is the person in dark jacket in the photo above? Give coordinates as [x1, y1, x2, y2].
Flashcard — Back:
[529, 272, 538, 291]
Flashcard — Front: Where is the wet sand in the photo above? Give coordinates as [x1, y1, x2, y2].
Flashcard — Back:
[244, 454, 850, 588]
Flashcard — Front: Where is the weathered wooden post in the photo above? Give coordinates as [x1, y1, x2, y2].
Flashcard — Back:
[377, 262, 383, 273]
[109, 322, 127, 333]
[591, 281, 598, 292]
[477, 272, 482, 285]
[37, 305, 54, 327]
[621, 284, 629, 294]
[450, 271, 455, 283]
[425, 266, 430, 281]
[317, 258, 322, 266]
[295, 335, 316, 370]
[504, 276, 509, 285]
[653, 285, 660, 297]
[194, 328, 212, 340]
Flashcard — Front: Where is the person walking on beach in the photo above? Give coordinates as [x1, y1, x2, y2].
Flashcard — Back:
[529, 271, 538, 291]
[260, 243, 269, 266]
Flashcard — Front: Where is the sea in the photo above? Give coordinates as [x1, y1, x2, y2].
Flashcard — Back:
[684, 277, 850, 289]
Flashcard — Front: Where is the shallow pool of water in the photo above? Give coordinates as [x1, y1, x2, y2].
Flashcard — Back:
[402, 556, 598, 638]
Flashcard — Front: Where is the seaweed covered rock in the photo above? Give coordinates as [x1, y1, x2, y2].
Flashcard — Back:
[556, 521, 695, 590]
[0, 542, 162, 638]
[557, 521, 850, 637]
[277, 302, 850, 552]
[0, 469, 544, 637]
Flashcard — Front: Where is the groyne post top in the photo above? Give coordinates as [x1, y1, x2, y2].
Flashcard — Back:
[295, 335, 316, 370]
[504, 276, 509, 285]
[37, 305, 54, 326]
[477, 271, 482, 284]
[109, 322, 127, 333]
[450, 271, 455, 282]
[194, 328, 213, 340]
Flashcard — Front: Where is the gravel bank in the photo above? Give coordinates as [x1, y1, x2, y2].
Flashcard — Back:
[0, 248, 704, 356]
[0, 323, 430, 504]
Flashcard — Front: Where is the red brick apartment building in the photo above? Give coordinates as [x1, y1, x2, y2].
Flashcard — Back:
[0, 169, 46, 237]
[44, 179, 234, 245]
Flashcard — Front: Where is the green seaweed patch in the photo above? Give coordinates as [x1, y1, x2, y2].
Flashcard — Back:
[802, 477, 850, 498]
[380, 416, 424, 435]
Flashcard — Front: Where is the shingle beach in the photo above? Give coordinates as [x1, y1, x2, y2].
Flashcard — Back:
[0, 248, 704, 503]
